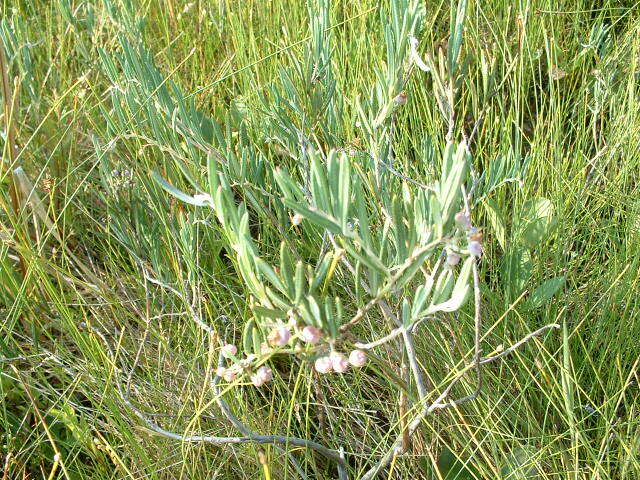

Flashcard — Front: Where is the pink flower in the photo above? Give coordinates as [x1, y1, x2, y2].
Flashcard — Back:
[251, 366, 273, 387]
[257, 366, 272, 381]
[216, 366, 226, 377]
[330, 351, 349, 373]
[268, 327, 291, 346]
[301, 325, 321, 344]
[468, 241, 483, 257]
[446, 252, 461, 266]
[221, 344, 237, 358]
[314, 356, 333, 374]
[348, 349, 367, 367]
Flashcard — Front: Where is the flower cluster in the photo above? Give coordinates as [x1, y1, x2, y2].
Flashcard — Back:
[314, 349, 366, 374]
[455, 212, 483, 258]
[216, 321, 368, 387]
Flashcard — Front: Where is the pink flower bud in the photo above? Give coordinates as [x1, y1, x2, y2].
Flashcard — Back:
[301, 325, 321, 344]
[216, 367, 226, 377]
[252, 366, 273, 387]
[393, 92, 407, 105]
[314, 356, 333, 374]
[221, 344, 237, 358]
[222, 369, 237, 382]
[455, 212, 471, 229]
[469, 241, 483, 257]
[330, 351, 349, 373]
[348, 349, 367, 367]
[446, 252, 461, 266]
[268, 327, 291, 346]
[258, 365, 272, 381]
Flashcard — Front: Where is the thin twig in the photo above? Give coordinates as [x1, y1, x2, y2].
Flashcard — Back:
[144, 275, 215, 335]
[210, 354, 309, 480]
[354, 316, 437, 350]
[478, 323, 560, 366]
[463, 186, 483, 400]
[358, 320, 560, 479]
[82, 323, 346, 476]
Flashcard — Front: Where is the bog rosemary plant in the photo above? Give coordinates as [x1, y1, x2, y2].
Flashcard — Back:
[84, 1, 561, 478]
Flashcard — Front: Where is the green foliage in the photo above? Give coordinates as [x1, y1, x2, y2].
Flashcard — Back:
[159, 133, 474, 345]
[1, 0, 640, 479]
[488, 196, 564, 308]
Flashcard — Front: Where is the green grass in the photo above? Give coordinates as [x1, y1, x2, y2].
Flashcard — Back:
[1, 0, 640, 479]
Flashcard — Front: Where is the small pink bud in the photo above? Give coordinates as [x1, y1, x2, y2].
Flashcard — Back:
[257, 365, 272, 382]
[455, 212, 471, 229]
[252, 366, 273, 387]
[330, 351, 349, 373]
[221, 344, 237, 358]
[446, 252, 461, 266]
[222, 369, 237, 382]
[393, 92, 407, 105]
[268, 327, 291, 346]
[301, 325, 321, 344]
[469, 241, 483, 257]
[216, 367, 226, 377]
[314, 356, 333, 374]
[348, 349, 367, 367]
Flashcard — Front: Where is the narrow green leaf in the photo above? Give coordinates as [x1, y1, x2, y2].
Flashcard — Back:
[280, 242, 295, 300]
[431, 269, 454, 306]
[341, 240, 388, 276]
[152, 171, 212, 206]
[412, 276, 435, 318]
[501, 248, 532, 301]
[307, 295, 323, 329]
[311, 252, 332, 293]
[254, 257, 287, 296]
[519, 198, 555, 249]
[265, 286, 290, 310]
[253, 306, 288, 319]
[483, 198, 507, 250]
[283, 199, 342, 233]
[393, 246, 433, 292]
[392, 195, 407, 262]
[524, 276, 565, 310]
[311, 151, 331, 213]
[428, 257, 473, 313]
[402, 299, 411, 326]
[294, 261, 305, 304]
[338, 155, 351, 229]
